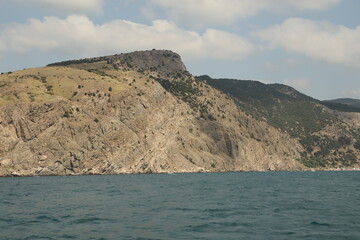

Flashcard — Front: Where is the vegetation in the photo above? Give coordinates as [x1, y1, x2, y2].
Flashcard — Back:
[324, 98, 360, 109]
[62, 111, 71, 118]
[200, 75, 336, 136]
[87, 69, 106, 76]
[47, 57, 107, 67]
[321, 101, 360, 112]
[154, 77, 212, 119]
[46, 85, 53, 92]
[0, 66, 127, 107]
[199, 75, 359, 167]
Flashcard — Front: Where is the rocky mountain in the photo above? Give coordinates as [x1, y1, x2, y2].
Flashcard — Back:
[0, 50, 359, 177]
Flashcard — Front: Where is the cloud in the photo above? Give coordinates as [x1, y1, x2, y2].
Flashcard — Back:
[258, 79, 270, 84]
[341, 89, 360, 98]
[281, 0, 341, 10]
[254, 18, 360, 67]
[285, 58, 300, 67]
[143, 0, 341, 26]
[284, 78, 310, 90]
[264, 62, 275, 71]
[0, 15, 254, 61]
[0, 39, 5, 52]
[14, 0, 103, 14]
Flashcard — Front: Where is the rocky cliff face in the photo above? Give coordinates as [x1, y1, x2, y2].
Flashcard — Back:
[0, 50, 357, 177]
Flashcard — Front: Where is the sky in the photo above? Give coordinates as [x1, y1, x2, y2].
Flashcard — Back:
[0, 0, 359, 100]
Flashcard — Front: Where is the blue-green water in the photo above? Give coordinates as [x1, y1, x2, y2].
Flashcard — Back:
[1, 171, 359, 240]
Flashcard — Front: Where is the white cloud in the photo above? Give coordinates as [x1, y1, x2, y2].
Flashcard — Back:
[282, 0, 341, 10]
[14, 0, 103, 14]
[264, 62, 275, 71]
[258, 79, 270, 84]
[0, 39, 5, 52]
[284, 78, 310, 90]
[264, 58, 302, 72]
[143, 0, 341, 26]
[285, 58, 300, 67]
[254, 18, 360, 67]
[0, 15, 254, 61]
[341, 89, 360, 98]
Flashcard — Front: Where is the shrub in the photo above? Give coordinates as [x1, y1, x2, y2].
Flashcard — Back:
[46, 85, 53, 91]
[354, 141, 360, 150]
[62, 111, 71, 118]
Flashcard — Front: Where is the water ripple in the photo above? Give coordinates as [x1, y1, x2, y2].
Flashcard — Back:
[0, 171, 359, 239]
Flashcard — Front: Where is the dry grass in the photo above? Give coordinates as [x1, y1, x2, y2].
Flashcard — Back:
[0, 66, 129, 107]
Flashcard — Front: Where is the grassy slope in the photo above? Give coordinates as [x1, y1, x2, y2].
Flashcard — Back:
[0, 66, 129, 107]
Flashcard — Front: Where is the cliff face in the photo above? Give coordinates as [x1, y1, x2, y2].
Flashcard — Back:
[0, 50, 358, 176]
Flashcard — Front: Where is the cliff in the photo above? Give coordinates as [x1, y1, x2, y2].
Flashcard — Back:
[0, 50, 358, 176]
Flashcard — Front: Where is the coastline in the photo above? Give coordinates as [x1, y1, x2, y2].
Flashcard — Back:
[1, 167, 359, 178]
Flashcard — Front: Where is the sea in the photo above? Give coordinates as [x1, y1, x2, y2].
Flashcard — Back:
[0, 171, 359, 240]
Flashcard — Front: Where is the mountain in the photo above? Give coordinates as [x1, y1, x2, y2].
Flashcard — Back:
[199, 75, 360, 168]
[0, 50, 359, 176]
[323, 98, 360, 111]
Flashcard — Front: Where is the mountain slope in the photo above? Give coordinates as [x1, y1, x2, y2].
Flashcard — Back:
[323, 98, 360, 111]
[199, 75, 360, 168]
[0, 50, 359, 176]
[0, 50, 306, 176]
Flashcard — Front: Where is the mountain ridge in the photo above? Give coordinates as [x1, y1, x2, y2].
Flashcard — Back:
[323, 98, 360, 111]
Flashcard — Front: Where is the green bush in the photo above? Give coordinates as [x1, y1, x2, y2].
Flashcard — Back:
[62, 111, 71, 118]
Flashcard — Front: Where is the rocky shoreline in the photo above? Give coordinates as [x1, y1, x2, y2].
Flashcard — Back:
[3, 167, 360, 178]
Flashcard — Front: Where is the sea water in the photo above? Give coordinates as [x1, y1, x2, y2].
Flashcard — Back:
[0, 171, 359, 240]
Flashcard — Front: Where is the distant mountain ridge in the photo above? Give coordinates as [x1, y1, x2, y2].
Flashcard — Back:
[323, 98, 360, 111]
[0, 50, 359, 177]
